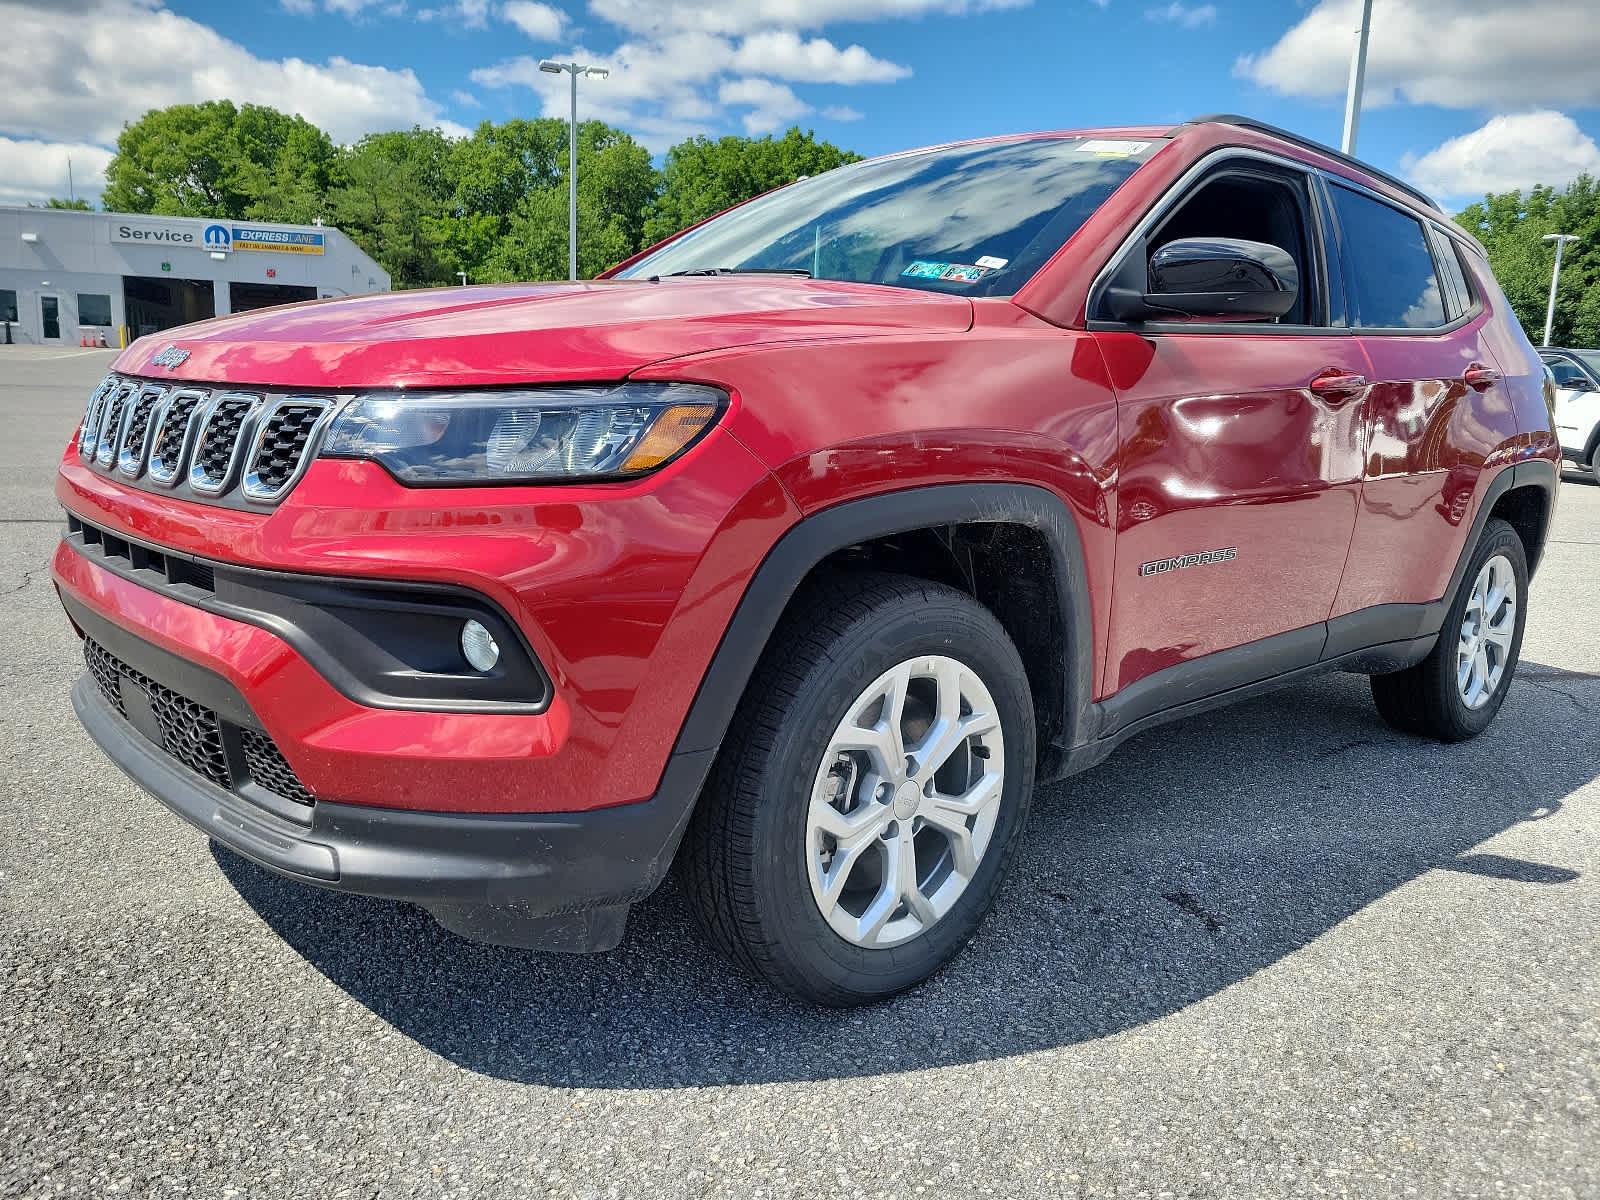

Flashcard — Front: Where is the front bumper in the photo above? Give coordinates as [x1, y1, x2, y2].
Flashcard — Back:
[73, 662, 713, 950]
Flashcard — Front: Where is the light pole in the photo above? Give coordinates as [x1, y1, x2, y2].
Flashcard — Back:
[539, 59, 609, 282]
[457, 271, 468, 287]
[1341, 0, 1374, 155]
[1542, 232, 1580, 347]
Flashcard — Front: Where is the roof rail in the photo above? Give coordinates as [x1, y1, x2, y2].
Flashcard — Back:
[1185, 113, 1441, 213]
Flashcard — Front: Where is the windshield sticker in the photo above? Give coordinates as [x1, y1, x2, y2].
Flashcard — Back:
[976, 255, 1009, 269]
[1078, 139, 1153, 157]
[903, 260, 992, 283]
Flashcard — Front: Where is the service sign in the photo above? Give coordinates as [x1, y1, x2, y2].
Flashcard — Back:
[111, 220, 216, 249]
[232, 226, 325, 255]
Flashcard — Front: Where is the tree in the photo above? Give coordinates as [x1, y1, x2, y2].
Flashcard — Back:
[1457, 175, 1600, 347]
[327, 129, 455, 289]
[102, 101, 336, 220]
[36, 198, 91, 210]
[646, 127, 860, 245]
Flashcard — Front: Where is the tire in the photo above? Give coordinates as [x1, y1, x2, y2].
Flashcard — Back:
[1370, 517, 1528, 742]
[680, 571, 1036, 1006]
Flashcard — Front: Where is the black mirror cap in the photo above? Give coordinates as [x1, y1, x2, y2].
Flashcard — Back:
[1141, 236, 1299, 321]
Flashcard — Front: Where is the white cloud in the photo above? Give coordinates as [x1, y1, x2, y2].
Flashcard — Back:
[0, 137, 115, 207]
[822, 105, 865, 121]
[418, 0, 492, 26]
[1147, 2, 1215, 27]
[0, 0, 465, 147]
[731, 31, 909, 83]
[1238, 0, 1600, 109]
[451, 89, 483, 107]
[589, 0, 1030, 36]
[719, 78, 813, 133]
[1406, 111, 1600, 199]
[500, 0, 564, 38]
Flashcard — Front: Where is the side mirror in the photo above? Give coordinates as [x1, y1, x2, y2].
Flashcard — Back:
[1105, 237, 1299, 322]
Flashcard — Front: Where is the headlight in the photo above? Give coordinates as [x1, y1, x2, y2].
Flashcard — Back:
[320, 383, 724, 485]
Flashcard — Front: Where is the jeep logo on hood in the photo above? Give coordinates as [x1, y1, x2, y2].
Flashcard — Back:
[149, 344, 191, 369]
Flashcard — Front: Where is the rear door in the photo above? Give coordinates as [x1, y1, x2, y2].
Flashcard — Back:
[1325, 182, 1524, 621]
[1090, 153, 1368, 698]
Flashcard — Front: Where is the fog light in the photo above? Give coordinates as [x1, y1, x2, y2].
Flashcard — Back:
[460, 619, 500, 673]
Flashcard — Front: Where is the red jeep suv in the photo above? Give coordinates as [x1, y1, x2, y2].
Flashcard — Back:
[56, 116, 1559, 1004]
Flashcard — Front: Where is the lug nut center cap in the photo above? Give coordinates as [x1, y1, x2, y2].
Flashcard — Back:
[892, 781, 921, 820]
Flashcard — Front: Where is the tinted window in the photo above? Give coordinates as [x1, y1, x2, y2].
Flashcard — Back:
[617, 136, 1161, 298]
[1429, 229, 1473, 320]
[1545, 358, 1594, 390]
[0, 289, 15, 323]
[78, 293, 112, 326]
[1331, 185, 1446, 328]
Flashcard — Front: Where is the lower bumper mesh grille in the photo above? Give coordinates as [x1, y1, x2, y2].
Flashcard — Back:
[84, 637, 313, 808]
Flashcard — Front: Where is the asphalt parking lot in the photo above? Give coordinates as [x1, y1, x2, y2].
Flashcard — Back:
[0, 344, 1595, 1199]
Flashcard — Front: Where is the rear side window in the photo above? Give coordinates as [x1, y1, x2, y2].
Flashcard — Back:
[1330, 184, 1446, 329]
[1428, 229, 1474, 321]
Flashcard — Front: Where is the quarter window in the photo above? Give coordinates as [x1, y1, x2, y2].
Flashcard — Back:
[1330, 184, 1446, 329]
[78, 293, 113, 327]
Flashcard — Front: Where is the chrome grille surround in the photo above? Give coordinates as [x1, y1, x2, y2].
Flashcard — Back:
[241, 398, 336, 503]
[189, 393, 263, 496]
[78, 375, 117, 459]
[93, 381, 136, 467]
[146, 389, 208, 487]
[76, 373, 340, 508]
[115, 385, 168, 479]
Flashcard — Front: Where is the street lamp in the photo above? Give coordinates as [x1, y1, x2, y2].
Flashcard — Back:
[1340, 0, 1374, 154]
[1542, 232, 1580, 347]
[539, 59, 609, 282]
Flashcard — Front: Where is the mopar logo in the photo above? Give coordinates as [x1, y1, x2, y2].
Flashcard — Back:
[149, 344, 191, 369]
[203, 223, 231, 251]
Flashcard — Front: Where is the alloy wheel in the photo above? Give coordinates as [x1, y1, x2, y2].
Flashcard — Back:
[804, 655, 1005, 949]
[1457, 553, 1517, 710]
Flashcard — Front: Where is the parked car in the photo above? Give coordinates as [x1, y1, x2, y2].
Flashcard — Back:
[1538, 348, 1600, 482]
[55, 115, 1560, 1005]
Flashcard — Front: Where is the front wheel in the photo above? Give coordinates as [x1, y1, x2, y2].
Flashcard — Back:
[680, 572, 1036, 1006]
[1370, 517, 1528, 741]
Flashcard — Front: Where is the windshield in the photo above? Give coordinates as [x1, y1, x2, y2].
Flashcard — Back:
[616, 135, 1163, 298]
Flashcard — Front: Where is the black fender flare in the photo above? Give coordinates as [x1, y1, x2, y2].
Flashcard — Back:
[670, 482, 1098, 766]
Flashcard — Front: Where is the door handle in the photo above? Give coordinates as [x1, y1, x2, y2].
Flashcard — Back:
[1308, 369, 1368, 402]
[1463, 364, 1501, 391]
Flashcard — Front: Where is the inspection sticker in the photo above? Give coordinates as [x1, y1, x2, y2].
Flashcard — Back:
[976, 255, 1009, 269]
[1078, 139, 1152, 157]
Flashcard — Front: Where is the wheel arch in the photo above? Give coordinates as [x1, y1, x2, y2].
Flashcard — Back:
[1481, 459, 1558, 581]
[670, 483, 1097, 780]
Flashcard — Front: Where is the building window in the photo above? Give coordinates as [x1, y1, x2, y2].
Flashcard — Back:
[78, 293, 113, 327]
[0, 290, 16, 323]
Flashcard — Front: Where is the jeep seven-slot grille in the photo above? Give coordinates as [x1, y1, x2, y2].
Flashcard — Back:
[78, 373, 334, 507]
[84, 637, 314, 808]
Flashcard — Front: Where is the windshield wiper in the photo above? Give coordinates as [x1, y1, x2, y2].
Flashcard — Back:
[662, 267, 813, 278]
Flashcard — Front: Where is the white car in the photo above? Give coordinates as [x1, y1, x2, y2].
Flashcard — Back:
[1541, 349, 1600, 482]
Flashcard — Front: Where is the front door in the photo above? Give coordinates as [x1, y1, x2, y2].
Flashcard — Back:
[1090, 157, 1366, 697]
[40, 295, 61, 341]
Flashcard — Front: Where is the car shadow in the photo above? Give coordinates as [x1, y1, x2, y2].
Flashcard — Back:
[214, 664, 1594, 1088]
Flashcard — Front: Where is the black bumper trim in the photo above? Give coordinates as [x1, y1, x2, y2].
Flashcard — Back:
[75, 676, 714, 930]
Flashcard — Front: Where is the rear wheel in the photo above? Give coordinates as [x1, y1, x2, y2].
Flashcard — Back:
[1370, 518, 1528, 741]
[681, 573, 1035, 1006]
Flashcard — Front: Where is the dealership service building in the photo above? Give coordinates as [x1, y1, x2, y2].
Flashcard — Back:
[0, 207, 391, 346]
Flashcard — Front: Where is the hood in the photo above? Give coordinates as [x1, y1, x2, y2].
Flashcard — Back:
[113, 278, 975, 389]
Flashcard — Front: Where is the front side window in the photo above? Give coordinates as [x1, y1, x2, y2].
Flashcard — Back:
[1330, 184, 1446, 329]
[78, 293, 112, 326]
[616, 136, 1162, 298]
[1544, 357, 1595, 390]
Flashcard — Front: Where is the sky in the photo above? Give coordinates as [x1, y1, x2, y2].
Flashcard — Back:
[1, 0, 1598, 213]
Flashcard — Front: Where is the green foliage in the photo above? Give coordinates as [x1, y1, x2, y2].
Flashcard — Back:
[42, 197, 93, 210]
[647, 127, 861, 244]
[98, 102, 859, 289]
[102, 101, 337, 220]
[1456, 175, 1600, 347]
